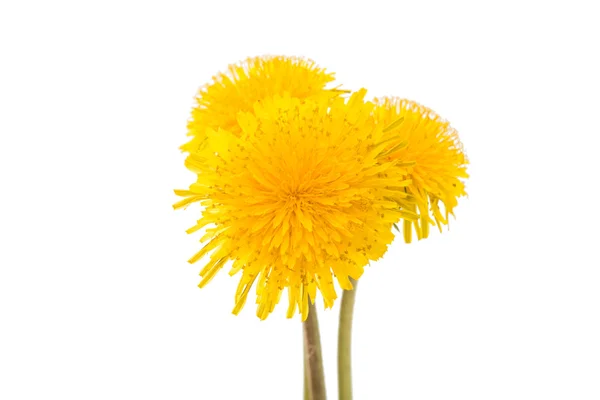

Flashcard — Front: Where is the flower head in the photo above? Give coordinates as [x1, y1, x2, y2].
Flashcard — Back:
[175, 90, 414, 320]
[182, 55, 340, 153]
[373, 98, 469, 243]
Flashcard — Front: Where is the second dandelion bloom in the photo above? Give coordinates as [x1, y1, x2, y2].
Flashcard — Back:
[182, 55, 341, 153]
[175, 90, 416, 320]
[373, 98, 469, 243]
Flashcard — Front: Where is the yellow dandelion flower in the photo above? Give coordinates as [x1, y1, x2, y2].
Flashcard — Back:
[373, 98, 469, 243]
[175, 90, 414, 320]
[182, 55, 341, 153]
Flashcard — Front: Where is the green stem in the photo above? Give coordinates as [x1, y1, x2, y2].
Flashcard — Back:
[303, 300, 327, 400]
[304, 338, 309, 400]
[338, 279, 358, 400]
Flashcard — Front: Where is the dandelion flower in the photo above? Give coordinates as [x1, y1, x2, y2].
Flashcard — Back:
[182, 55, 340, 153]
[373, 98, 469, 243]
[175, 90, 414, 320]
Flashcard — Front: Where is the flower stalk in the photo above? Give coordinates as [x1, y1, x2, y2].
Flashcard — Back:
[303, 301, 327, 400]
[338, 279, 358, 400]
[304, 338, 309, 400]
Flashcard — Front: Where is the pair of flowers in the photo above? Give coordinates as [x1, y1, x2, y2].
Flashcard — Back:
[174, 55, 468, 321]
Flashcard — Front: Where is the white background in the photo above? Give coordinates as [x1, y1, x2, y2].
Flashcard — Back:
[1, 1, 599, 399]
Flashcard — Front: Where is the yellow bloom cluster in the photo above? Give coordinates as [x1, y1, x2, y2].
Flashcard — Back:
[183, 56, 340, 149]
[175, 56, 468, 320]
[373, 98, 469, 243]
